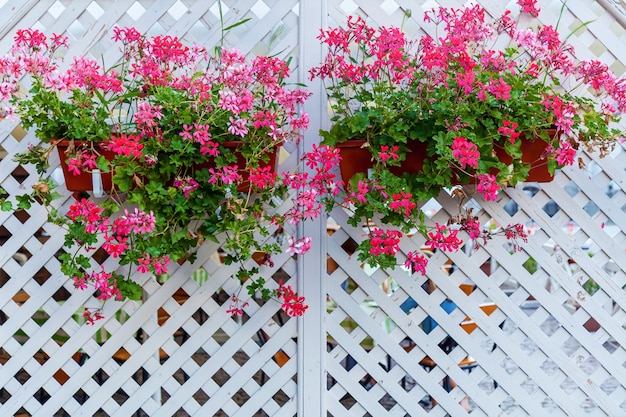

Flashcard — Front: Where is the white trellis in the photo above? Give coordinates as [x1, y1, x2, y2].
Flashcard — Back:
[1, 1, 625, 416]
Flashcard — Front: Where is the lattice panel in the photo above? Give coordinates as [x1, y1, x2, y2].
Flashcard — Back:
[324, 0, 626, 416]
[326, 157, 626, 416]
[3, 0, 626, 416]
[0, 1, 301, 416]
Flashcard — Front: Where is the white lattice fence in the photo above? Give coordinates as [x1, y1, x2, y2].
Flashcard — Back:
[1, 0, 626, 416]
[0, 1, 302, 416]
[323, 1, 626, 416]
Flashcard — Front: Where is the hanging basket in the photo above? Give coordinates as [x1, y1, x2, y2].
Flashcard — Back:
[335, 140, 373, 184]
[335, 139, 429, 184]
[495, 129, 558, 183]
[57, 140, 280, 195]
[56, 140, 116, 195]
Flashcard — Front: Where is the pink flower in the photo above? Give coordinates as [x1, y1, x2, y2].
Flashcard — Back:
[556, 141, 576, 166]
[226, 294, 250, 316]
[67, 198, 104, 222]
[459, 215, 482, 240]
[498, 120, 521, 145]
[303, 144, 342, 174]
[200, 141, 219, 157]
[369, 228, 403, 257]
[286, 236, 312, 256]
[405, 251, 428, 275]
[276, 281, 308, 317]
[66, 157, 83, 176]
[153, 255, 171, 275]
[107, 133, 143, 158]
[208, 166, 241, 186]
[285, 189, 322, 225]
[119, 208, 156, 234]
[14, 28, 48, 50]
[83, 268, 121, 301]
[179, 124, 193, 140]
[355, 180, 369, 203]
[503, 223, 528, 252]
[476, 173, 501, 201]
[378, 145, 399, 163]
[102, 236, 129, 258]
[248, 166, 277, 189]
[451, 137, 479, 168]
[82, 308, 105, 325]
[137, 257, 151, 273]
[218, 89, 249, 115]
[426, 223, 462, 252]
[282, 172, 308, 190]
[134, 102, 163, 130]
[253, 110, 277, 129]
[389, 191, 416, 217]
[487, 77, 511, 100]
[228, 117, 249, 137]
[73, 276, 89, 290]
[80, 151, 98, 170]
[517, 0, 540, 17]
[173, 177, 200, 198]
[289, 111, 310, 132]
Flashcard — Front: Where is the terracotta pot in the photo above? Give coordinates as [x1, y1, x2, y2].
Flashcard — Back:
[495, 129, 557, 183]
[58, 140, 279, 194]
[335, 139, 429, 184]
[56, 140, 116, 193]
[335, 140, 374, 184]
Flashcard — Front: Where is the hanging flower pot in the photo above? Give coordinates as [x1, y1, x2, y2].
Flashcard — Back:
[495, 129, 559, 183]
[305, 3, 624, 276]
[2, 28, 323, 322]
[56, 140, 116, 195]
[57, 139, 280, 196]
[335, 140, 373, 184]
[336, 139, 429, 184]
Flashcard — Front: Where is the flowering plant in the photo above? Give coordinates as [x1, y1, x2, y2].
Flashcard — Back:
[309, 2, 624, 270]
[0, 27, 330, 321]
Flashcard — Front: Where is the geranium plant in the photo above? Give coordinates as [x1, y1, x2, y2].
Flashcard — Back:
[0, 27, 332, 321]
[308, 1, 625, 271]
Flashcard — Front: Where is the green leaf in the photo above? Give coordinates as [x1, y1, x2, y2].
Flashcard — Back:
[223, 17, 252, 31]
[351, 112, 370, 133]
[96, 155, 110, 172]
[1, 200, 12, 211]
[564, 20, 595, 41]
[117, 277, 143, 301]
[49, 191, 63, 201]
[16, 194, 33, 210]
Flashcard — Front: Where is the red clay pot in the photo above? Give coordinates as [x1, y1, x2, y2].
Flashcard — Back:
[335, 139, 429, 184]
[56, 140, 116, 193]
[58, 140, 280, 194]
[495, 129, 558, 183]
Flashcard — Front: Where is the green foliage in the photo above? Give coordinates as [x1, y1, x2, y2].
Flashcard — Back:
[1, 26, 317, 320]
[309, 5, 623, 271]
[116, 276, 143, 300]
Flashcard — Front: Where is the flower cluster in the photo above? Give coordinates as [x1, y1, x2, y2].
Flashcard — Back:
[312, 5, 624, 191]
[0, 27, 332, 320]
[227, 280, 308, 317]
[308, 3, 624, 271]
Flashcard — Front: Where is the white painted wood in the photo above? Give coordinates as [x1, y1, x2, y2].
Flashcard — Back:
[297, 0, 327, 416]
[1, 1, 626, 416]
